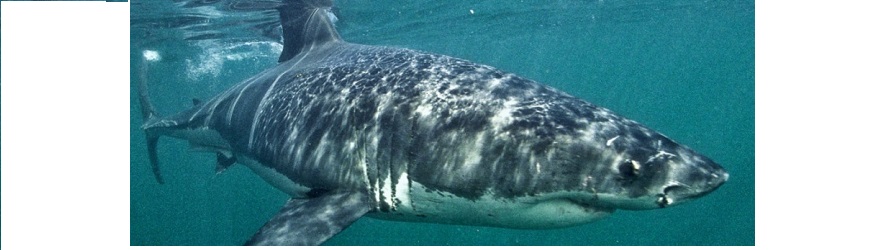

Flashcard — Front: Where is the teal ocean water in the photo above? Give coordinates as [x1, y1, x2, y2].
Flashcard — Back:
[1, 0, 127, 2]
[130, 0, 754, 245]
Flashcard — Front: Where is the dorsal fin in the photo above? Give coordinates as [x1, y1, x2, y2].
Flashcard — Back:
[277, 0, 342, 63]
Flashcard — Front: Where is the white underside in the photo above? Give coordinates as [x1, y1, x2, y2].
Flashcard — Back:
[369, 179, 614, 229]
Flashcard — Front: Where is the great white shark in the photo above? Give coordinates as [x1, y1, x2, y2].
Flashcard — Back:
[137, 0, 728, 245]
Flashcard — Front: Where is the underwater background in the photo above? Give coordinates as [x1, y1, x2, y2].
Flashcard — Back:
[130, 0, 754, 245]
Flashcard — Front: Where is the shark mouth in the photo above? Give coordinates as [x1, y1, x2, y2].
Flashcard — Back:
[658, 183, 715, 208]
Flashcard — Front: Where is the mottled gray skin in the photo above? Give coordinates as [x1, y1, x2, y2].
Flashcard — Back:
[140, 0, 728, 244]
[147, 40, 726, 213]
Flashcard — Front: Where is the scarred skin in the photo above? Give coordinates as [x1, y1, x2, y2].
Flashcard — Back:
[139, 0, 728, 245]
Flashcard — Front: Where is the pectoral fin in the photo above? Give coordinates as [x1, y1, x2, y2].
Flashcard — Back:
[245, 191, 372, 246]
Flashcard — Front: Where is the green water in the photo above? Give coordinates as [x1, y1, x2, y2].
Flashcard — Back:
[130, 0, 754, 245]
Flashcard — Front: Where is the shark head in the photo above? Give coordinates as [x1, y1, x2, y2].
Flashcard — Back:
[561, 124, 729, 211]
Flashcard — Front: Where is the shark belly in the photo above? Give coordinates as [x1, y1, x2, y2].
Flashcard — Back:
[368, 177, 614, 229]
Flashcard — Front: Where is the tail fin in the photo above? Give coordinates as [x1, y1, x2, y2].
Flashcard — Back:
[138, 51, 165, 184]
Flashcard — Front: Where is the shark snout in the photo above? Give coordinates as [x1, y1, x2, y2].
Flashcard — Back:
[658, 165, 728, 208]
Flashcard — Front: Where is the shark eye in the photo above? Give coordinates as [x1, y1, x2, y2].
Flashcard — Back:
[618, 160, 640, 178]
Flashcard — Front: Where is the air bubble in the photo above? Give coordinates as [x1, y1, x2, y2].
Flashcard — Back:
[143, 50, 161, 61]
